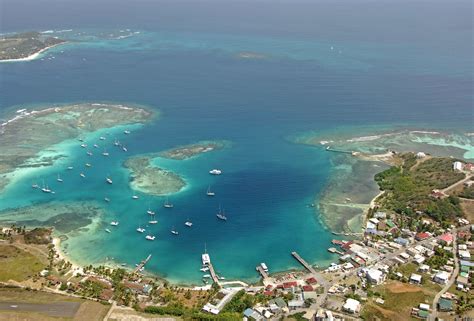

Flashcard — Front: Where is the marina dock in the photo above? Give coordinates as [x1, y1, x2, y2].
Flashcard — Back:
[134, 254, 152, 273]
[291, 251, 316, 274]
[256, 265, 269, 279]
[328, 247, 344, 255]
[207, 262, 219, 284]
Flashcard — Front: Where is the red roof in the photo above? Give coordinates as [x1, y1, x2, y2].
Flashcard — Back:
[341, 241, 353, 251]
[265, 285, 273, 291]
[283, 281, 298, 289]
[264, 290, 274, 296]
[438, 233, 454, 243]
[302, 285, 314, 292]
[100, 289, 114, 301]
[306, 277, 317, 284]
[415, 232, 430, 240]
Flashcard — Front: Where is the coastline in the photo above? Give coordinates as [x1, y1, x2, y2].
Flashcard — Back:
[0, 42, 67, 63]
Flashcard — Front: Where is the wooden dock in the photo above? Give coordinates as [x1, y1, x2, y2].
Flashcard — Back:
[134, 254, 152, 273]
[256, 266, 269, 279]
[291, 251, 316, 274]
[207, 262, 219, 284]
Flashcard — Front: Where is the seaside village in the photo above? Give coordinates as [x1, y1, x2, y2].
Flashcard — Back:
[0, 157, 473, 321]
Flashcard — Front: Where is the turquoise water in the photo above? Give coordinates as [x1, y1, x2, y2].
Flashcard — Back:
[0, 0, 472, 284]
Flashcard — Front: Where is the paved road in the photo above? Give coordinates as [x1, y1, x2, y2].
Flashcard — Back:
[441, 174, 472, 194]
[0, 301, 81, 317]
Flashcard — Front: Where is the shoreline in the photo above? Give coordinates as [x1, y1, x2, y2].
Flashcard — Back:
[0, 42, 67, 63]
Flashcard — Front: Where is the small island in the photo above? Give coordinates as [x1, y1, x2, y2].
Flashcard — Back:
[124, 156, 186, 196]
[0, 31, 66, 61]
[158, 140, 227, 160]
[0, 103, 152, 191]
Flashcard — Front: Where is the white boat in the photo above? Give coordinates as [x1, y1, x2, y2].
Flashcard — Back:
[67, 166, 73, 170]
[80, 143, 87, 148]
[202, 244, 210, 265]
[106, 177, 113, 184]
[105, 228, 111, 233]
[80, 173, 86, 178]
[57, 174, 63, 182]
[122, 146, 128, 152]
[32, 183, 39, 189]
[86, 151, 93, 156]
[93, 144, 99, 148]
[114, 139, 120, 146]
[200, 267, 209, 272]
[137, 227, 145, 233]
[185, 220, 193, 227]
[124, 130, 131, 134]
[149, 220, 158, 224]
[147, 208, 155, 215]
[78, 138, 84, 142]
[145, 235, 155, 241]
[99, 136, 106, 140]
[110, 221, 119, 226]
[171, 227, 178, 235]
[102, 149, 109, 156]
[85, 163, 92, 167]
[216, 206, 227, 221]
[163, 197, 173, 208]
[209, 169, 222, 175]
[260, 263, 269, 272]
[104, 197, 110, 202]
[206, 185, 215, 196]
[132, 195, 139, 199]
[41, 180, 51, 193]
[202, 274, 211, 278]
[148, 211, 157, 224]
[219, 276, 226, 280]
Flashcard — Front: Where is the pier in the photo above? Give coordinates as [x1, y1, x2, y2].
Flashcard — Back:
[325, 146, 353, 154]
[291, 251, 316, 274]
[207, 262, 219, 284]
[256, 265, 269, 280]
[328, 247, 344, 255]
[133, 254, 152, 273]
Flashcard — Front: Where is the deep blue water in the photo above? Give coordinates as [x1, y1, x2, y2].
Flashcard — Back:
[0, 0, 472, 283]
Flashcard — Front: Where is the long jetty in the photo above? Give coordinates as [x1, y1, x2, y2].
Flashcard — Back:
[256, 266, 269, 279]
[207, 262, 219, 284]
[325, 146, 353, 154]
[134, 254, 152, 273]
[291, 251, 316, 274]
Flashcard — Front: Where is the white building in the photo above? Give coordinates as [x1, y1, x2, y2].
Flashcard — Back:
[419, 303, 430, 311]
[458, 250, 471, 260]
[410, 273, 422, 284]
[453, 161, 463, 171]
[366, 269, 385, 285]
[433, 271, 450, 284]
[416, 152, 426, 158]
[343, 298, 361, 314]
[419, 264, 430, 273]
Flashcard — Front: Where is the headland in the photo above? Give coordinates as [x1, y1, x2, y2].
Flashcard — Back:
[0, 31, 66, 62]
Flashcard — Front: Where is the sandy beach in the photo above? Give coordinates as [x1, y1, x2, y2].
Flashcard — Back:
[0, 42, 66, 63]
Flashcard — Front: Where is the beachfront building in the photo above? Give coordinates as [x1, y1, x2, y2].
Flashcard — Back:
[343, 298, 361, 314]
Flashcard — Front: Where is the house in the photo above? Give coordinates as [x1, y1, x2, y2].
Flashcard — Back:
[410, 273, 422, 284]
[433, 271, 450, 284]
[288, 299, 305, 310]
[99, 289, 114, 301]
[438, 298, 453, 312]
[369, 218, 380, 225]
[315, 309, 334, 321]
[419, 303, 430, 311]
[243, 308, 263, 321]
[458, 250, 471, 260]
[374, 211, 386, 219]
[430, 189, 445, 199]
[306, 277, 318, 284]
[366, 269, 385, 285]
[415, 232, 430, 241]
[419, 264, 430, 273]
[416, 152, 426, 158]
[453, 161, 463, 171]
[399, 252, 410, 260]
[302, 285, 314, 292]
[395, 237, 410, 246]
[283, 281, 298, 289]
[343, 298, 361, 314]
[438, 233, 454, 245]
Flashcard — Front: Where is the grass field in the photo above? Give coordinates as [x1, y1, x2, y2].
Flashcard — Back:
[361, 280, 439, 321]
[0, 244, 46, 282]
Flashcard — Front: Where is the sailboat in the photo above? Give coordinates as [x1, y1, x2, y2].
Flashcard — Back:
[216, 205, 227, 221]
[163, 197, 174, 208]
[67, 166, 74, 170]
[171, 227, 179, 235]
[85, 163, 92, 167]
[185, 219, 193, 227]
[102, 149, 109, 156]
[104, 197, 110, 202]
[146, 206, 155, 215]
[80, 173, 86, 178]
[110, 221, 119, 226]
[206, 185, 215, 196]
[93, 144, 99, 148]
[106, 176, 113, 184]
[57, 174, 63, 182]
[80, 143, 87, 148]
[114, 139, 120, 146]
[122, 146, 128, 152]
[99, 136, 106, 141]
[124, 130, 131, 134]
[136, 223, 145, 233]
[32, 182, 39, 189]
[148, 212, 158, 224]
[41, 180, 52, 193]
[86, 151, 93, 156]
[145, 235, 155, 241]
